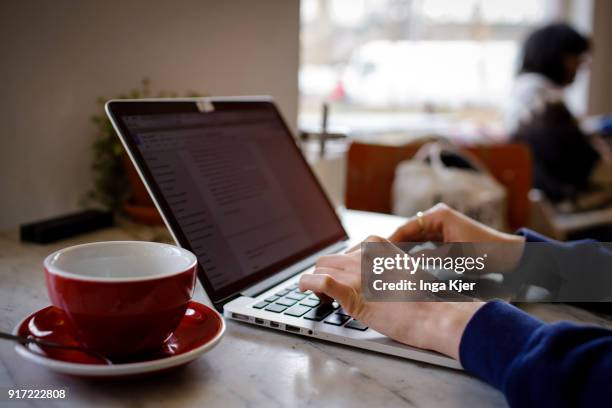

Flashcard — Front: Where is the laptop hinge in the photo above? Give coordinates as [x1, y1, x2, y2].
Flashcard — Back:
[240, 241, 347, 298]
[213, 293, 240, 312]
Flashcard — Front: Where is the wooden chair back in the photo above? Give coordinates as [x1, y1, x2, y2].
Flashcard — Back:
[345, 142, 532, 230]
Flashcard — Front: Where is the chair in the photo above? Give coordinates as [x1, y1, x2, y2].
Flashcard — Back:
[529, 189, 612, 240]
[345, 142, 533, 231]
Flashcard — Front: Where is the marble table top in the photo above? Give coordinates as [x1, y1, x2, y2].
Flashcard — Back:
[1, 210, 611, 408]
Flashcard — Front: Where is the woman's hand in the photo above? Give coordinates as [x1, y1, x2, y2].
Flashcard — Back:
[389, 203, 523, 244]
[299, 236, 484, 360]
[389, 203, 526, 273]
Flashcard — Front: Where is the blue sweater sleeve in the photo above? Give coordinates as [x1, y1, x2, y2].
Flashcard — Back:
[459, 300, 612, 407]
[511, 228, 612, 301]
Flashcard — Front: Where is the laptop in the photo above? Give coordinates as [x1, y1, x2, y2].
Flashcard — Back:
[105, 97, 460, 369]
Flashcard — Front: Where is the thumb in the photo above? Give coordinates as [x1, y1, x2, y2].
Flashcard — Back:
[388, 217, 424, 243]
[299, 273, 356, 308]
[346, 235, 388, 253]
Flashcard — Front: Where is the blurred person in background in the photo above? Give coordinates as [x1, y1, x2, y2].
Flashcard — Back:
[505, 23, 611, 208]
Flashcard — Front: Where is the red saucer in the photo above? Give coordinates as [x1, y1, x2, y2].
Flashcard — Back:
[13, 301, 225, 377]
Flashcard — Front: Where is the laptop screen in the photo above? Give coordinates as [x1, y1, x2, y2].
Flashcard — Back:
[107, 100, 347, 305]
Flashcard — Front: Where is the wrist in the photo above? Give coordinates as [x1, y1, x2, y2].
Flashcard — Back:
[496, 230, 526, 245]
[489, 233, 526, 273]
[425, 302, 485, 360]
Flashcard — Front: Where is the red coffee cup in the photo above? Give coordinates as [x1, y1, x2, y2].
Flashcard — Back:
[44, 241, 197, 359]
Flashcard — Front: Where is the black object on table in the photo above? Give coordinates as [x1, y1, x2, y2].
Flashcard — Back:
[20, 210, 113, 244]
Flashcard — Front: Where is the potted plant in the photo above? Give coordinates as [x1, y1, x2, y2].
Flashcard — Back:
[87, 78, 202, 224]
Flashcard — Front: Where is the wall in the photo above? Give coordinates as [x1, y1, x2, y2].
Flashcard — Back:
[0, 0, 299, 229]
[588, 0, 612, 115]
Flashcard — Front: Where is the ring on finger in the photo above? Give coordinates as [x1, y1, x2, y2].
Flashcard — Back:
[416, 211, 425, 232]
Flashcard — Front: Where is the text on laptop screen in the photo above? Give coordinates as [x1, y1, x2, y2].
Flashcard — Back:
[121, 104, 346, 297]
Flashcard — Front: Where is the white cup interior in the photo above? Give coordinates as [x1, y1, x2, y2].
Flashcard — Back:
[44, 241, 197, 282]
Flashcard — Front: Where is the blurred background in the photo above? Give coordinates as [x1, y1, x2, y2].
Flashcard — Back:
[300, 0, 594, 137]
[0, 0, 299, 229]
[1, 0, 611, 241]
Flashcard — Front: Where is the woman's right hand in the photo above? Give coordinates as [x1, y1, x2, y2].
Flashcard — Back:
[299, 236, 484, 360]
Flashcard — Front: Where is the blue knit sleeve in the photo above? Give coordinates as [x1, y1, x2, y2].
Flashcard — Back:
[459, 300, 612, 407]
[511, 228, 612, 301]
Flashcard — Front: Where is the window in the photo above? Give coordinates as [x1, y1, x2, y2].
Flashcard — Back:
[299, 0, 564, 140]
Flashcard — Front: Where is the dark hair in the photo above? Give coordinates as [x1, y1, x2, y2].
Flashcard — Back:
[520, 23, 590, 85]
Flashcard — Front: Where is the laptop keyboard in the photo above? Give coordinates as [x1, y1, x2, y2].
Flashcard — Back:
[252, 283, 368, 331]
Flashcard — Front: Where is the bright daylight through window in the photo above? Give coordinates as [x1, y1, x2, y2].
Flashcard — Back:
[299, 0, 562, 143]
